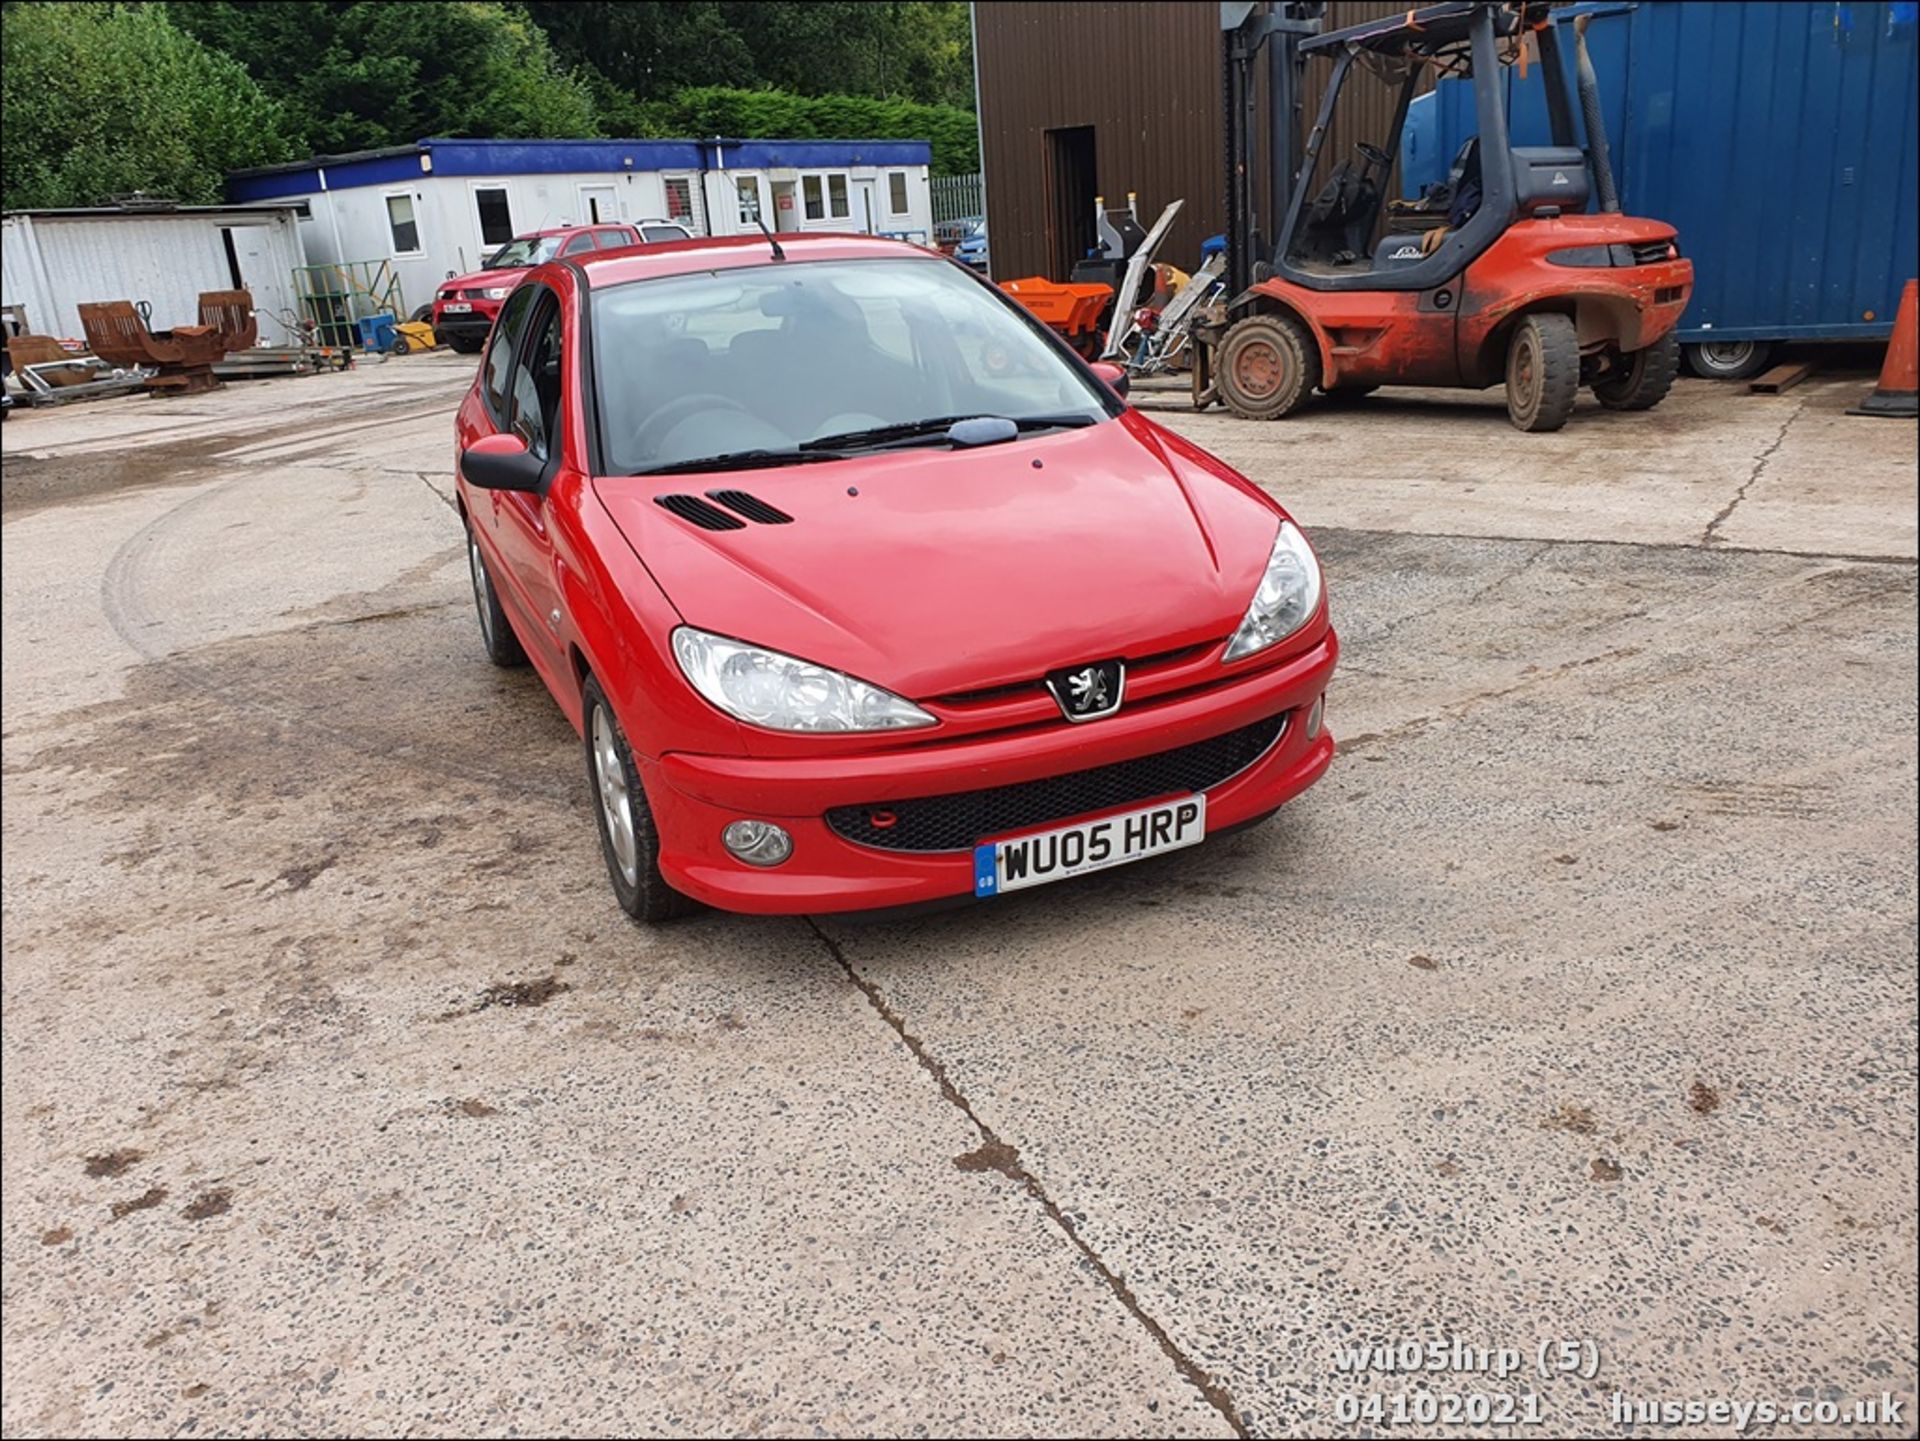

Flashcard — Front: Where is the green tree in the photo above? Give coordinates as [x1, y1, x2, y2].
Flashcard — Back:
[525, 1, 975, 111]
[169, 0, 600, 152]
[521, 2, 757, 105]
[2, 1, 301, 209]
[721, 2, 974, 109]
[639, 87, 977, 175]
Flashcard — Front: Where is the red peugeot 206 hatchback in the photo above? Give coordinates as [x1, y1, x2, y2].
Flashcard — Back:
[455, 234, 1336, 921]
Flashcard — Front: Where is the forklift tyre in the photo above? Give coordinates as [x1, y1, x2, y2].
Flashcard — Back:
[1217, 314, 1320, 420]
[1593, 331, 1679, 412]
[1505, 313, 1579, 433]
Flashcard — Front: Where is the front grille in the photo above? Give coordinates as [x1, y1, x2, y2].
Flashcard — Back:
[826, 711, 1288, 852]
[933, 641, 1217, 708]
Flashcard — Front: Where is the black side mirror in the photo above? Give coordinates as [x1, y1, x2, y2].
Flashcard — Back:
[462, 434, 545, 492]
[1090, 360, 1131, 399]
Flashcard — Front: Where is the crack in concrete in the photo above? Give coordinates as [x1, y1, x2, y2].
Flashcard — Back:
[805, 918, 1249, 1438]
[1316, 524, 1916, 568]
[1337, 642, 1643, 756]
[416, 471, 460, 515]
[1463, 541, 1554, 606]
[1702, 399, 1809, 547]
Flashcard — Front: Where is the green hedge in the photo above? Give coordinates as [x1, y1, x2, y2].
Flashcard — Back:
[636, 87, 977, 176]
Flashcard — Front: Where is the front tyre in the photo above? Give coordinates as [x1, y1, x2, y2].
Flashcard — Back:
[467, 521, 527, 668]
[1593, 330, 1679, 411]
[1217, 313, 1321, 420]
[581, 677, 696, 923]
[447, 333, 486, 355]
[1505, 313, 1579, 432]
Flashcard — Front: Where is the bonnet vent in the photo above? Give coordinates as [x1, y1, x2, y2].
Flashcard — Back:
[653, 494, 746, 531]
[706, 490, 794, 524]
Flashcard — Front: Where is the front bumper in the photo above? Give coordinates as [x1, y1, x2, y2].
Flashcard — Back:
[642, 632, 1337, 914]
[431, 304, 499, 342]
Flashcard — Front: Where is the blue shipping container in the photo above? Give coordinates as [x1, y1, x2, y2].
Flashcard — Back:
[1403, 1, 1919, 347]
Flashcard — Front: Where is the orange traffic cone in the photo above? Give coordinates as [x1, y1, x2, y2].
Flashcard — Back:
[1850, 278, 1918, 418]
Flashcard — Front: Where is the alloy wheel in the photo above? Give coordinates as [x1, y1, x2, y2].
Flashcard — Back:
[469, 534, 494, 649]
[591, 706, 640, 887]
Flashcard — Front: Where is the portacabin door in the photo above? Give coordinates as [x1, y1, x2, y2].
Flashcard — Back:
[578, 184, 619, 226]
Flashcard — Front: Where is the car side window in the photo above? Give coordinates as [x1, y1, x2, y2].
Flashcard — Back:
[560, 231, 596, 257]
[482, 286, 537, 422]
[507, 297, 564, 464]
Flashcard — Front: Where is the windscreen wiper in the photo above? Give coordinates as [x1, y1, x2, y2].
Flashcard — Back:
[802, 412, 1102, 453]
[800, 415, 982, 451]
[1005, 412, 1102, 433]
[633, 448, 848, 477]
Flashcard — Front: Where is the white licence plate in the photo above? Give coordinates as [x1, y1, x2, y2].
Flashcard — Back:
[442, 302, 473, 313]
[974, 795, 1206, 898]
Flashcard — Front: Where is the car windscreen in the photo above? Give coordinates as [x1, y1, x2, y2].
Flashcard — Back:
[590, 258, 1116, 476]
[483, 235, 564, 269]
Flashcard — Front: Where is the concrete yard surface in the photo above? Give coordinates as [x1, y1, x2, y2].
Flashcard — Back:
[2, 356, 1915, 1438]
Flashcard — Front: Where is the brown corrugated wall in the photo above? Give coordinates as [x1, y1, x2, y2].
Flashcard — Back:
[975, 1, 1423, 280]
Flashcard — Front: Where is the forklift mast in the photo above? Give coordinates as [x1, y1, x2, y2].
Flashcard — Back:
[1220, 2, 1325, 299]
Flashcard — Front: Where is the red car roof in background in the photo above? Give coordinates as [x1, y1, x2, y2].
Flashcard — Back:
[517, 222, 633, 239]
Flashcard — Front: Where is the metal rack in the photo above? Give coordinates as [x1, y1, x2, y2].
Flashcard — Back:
[291, 261, 405, 350]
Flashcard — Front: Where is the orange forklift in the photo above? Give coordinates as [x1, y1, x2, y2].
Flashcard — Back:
[1196, 1, 1693, 431]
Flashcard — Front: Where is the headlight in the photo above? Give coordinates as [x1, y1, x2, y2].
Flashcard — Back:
[483, 286, 511, 300]
[672, 627, 935, 732]
[1223, 521, 1323, 662]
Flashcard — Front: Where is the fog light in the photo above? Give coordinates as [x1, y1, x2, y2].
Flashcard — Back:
[1305, 692, 1325, 741]
[722, 819, 792, 867]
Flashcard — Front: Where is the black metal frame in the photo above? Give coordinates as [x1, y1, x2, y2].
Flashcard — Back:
[1274, 5, 1516, 292]
[1222, 2, 1327, 300]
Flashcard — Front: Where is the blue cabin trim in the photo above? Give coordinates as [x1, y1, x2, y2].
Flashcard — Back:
[228, 137, 933, 204]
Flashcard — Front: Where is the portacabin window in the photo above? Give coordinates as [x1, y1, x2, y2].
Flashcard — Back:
[887, 171, 910, 216]
[827, 174, 850, 220]
[474, 186, 513, 247]
[663, 176, 694, 224]
[802, 175, 825, 221]
[385, 192, 422, 254]
[736, 176, 762, 225]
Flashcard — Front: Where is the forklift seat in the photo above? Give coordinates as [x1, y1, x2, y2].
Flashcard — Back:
[1295, 161, 1379, 266]
[1512, 147, 1591, 215]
